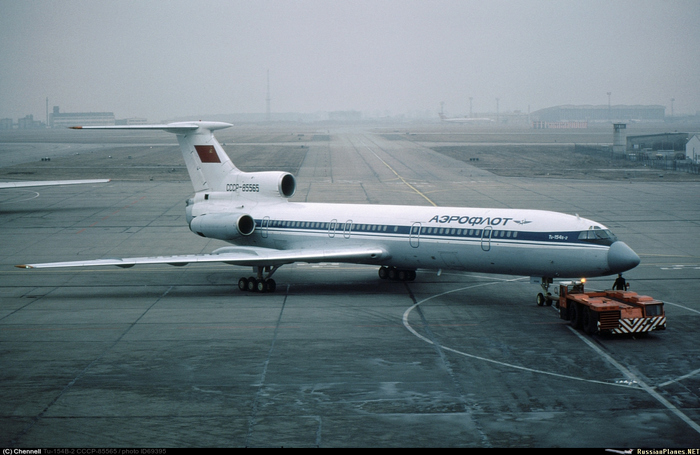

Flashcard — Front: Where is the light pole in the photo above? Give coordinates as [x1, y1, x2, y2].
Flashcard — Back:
[671, 98, 674, 118]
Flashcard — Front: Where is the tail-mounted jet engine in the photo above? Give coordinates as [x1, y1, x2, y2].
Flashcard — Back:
[189, 213, 255, 240]
[231, 171, 296, 199]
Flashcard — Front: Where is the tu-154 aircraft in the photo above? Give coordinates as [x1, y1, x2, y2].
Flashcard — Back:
[17, 122, 640, 301]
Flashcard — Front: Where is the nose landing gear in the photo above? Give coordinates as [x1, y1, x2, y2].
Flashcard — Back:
[536, 277, 554, 306]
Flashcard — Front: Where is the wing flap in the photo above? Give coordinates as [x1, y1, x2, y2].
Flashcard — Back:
[16, 246, 389, 270]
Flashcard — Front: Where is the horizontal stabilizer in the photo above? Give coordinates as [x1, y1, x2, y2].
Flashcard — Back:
[69, 121, 232, 133]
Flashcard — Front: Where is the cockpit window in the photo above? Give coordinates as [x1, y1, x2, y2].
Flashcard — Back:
[577, 229, 617, 245]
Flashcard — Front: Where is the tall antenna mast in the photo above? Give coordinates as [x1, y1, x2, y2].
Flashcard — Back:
[266, 70, 271, 123]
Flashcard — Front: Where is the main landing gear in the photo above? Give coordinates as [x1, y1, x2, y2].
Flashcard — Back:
[378, 266, 416, 282]
[238, 265, 280, 293]
[237, 265, 417, 292]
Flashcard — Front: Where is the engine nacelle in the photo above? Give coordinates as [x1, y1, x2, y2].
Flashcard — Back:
[232, 171, 296, 199]
[185, 198, 195, 225]
[189, 213, 255, 240]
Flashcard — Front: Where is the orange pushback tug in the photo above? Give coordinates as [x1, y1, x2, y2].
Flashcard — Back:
[546, 281, 666, 335]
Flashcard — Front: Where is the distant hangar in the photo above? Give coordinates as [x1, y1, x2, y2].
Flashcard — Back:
[49, 106, 147, 128]
[532, 105, 665, 123]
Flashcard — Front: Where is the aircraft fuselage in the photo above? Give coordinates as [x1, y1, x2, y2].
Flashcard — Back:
[192, 196, 639, 279]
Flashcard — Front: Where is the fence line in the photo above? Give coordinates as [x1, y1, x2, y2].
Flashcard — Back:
[574, 144, 699, 175]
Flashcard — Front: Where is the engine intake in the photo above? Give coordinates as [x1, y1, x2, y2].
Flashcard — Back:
[279, 173, 296, 198]
[189, 213, 255, 240]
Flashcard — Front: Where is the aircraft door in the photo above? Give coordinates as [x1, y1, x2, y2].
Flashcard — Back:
[328, 219, 337, 238]
[261, 216, 270, 238]
[481, 226, 492, 251]
[343, 220, 353, 239]
[409, 222, 421, 248]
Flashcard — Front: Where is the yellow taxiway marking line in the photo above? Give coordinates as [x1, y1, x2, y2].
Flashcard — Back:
[361, 141, 437, 207]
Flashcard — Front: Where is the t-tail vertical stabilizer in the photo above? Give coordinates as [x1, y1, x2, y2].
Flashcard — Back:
[70, 122, 237, 193]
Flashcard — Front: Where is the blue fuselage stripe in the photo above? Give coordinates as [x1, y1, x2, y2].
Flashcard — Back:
[256, 219, 606, 247]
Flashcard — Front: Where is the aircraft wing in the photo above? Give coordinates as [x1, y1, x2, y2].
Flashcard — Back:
[0, 179, 110, 189]
[16, 246, 389, 269]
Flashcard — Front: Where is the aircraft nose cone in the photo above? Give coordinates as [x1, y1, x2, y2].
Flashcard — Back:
[607, 241, 640, 274]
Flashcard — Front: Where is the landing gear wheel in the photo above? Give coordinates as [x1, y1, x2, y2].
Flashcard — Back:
[237, 265, 282, 293]
[382, 267, 416, 282]
[538, 277, 554, 307]
[536, 293, 545, 306]
[247, 277, 257, 292]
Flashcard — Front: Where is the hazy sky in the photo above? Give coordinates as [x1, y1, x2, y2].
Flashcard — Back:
[1, 0, 698, 122]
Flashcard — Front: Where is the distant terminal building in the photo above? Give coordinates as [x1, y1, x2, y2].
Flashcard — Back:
[532, 121, 588, 129]
[115, 118, 148, 125]
[532, 105, 665, 123]
[50, 106, 115, 128]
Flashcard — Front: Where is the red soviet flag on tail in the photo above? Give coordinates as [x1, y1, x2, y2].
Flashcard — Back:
[195, 145, 221, 163]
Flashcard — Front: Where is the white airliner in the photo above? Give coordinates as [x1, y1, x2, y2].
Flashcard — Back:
[438, 113, 494, 123]
[17, 122, 640, 299]
[0, 179, 110, 189]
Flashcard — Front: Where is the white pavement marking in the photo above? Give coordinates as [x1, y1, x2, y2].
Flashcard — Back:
[403, 277, 700, 435]
[402, 277, 637, 389]
[569, 327, 700, 435]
